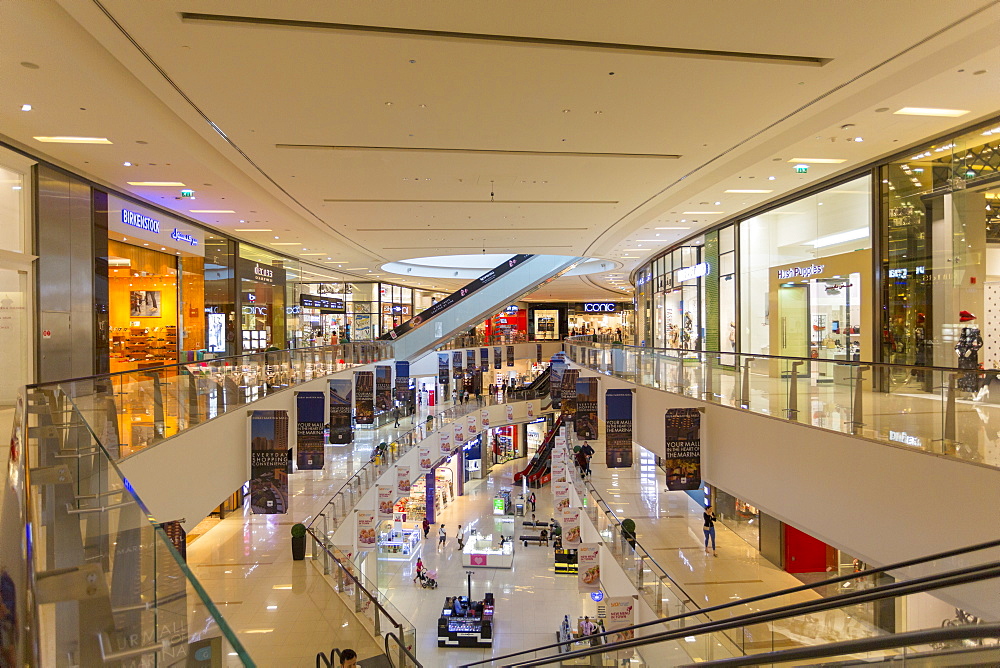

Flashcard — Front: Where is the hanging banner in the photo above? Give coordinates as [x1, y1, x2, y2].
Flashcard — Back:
[249, 410, 290, 514]
[561, 369, 580, 419]
[493, 347, 502, 370]
[536, 343, 543, 363]
[480, 347, 489, 369]
[354, 371, 374, 425]
[454, 422, 465, 445]
[562, 508, 581, 545]
[605, 389, 634, 468]
[473, 365, 484, 394]
[295, 391, 325, 470]
[550, 352, 567, 409]
[395, 360, 410, 403]
[419, 446, 433, 472]
[551, 459, 567, 483]
[329, 379, 354, 444]
[467, 413, 479, 435]
[506, 404, 514, 422]
[439, 431, 452, 456]
[377, 485, 395, 519]
[466, 349, 476, 371]
[554, 481, 571, 512]
[357, 511, 377, 551]
[575, 377, 599, 440]
[397, 466, 412, 494]
[507, 345, 515, 367]
[375, 365, 393, 413]
[664, 408, 702, 491]
[481, 408, 490, 429]
[453, 350, 463, 378]
[606, 597, 636, 647]
[438, 353, 450, 387]
[425, 471, 438, 525]
[527, 401, 535, 418]
[578, 544, 601, 592]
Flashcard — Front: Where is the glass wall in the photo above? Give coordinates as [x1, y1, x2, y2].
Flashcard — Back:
[0, 148, 33, 405]
[643, 244, 706, 353]
[238, 245, 288, 351]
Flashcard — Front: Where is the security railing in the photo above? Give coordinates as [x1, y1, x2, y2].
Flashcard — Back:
[566, 336, 1000, 469]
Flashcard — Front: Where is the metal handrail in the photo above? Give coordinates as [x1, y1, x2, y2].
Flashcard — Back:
[460, 536, 1000, 667]
[503, 561, 1000, 666]
[384, 631, 422, 668]
[679, 623, 1000, 667]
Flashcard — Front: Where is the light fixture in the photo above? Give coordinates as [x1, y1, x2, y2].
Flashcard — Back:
[300, 252, 326, 256]
[894, 107, 970, 117]
[725, 189, 773, 194]
[34, 136, 112, 144]
[123, 162, 132, 167]
[682, 211, 724, 215]
[788, 158, 846, 164]
[20, 104, 31, 111]
[854, 137, 864, 142]
[811, 227, 868, 248]
[768, 176, 776, 180]
[127, 181, 186, 187]
[189, 209, 235, 213]
[271, 242, 302, 246]
[655, 227, 690, 230]
[234, 228, 272, 232]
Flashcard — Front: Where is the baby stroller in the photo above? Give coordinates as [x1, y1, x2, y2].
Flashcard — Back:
[418, 568, 438, 589]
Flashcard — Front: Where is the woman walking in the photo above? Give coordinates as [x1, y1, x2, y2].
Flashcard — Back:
[703, 505, 718, 556]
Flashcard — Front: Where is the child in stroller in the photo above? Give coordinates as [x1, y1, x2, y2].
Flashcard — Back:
[417, 568, 438, 589]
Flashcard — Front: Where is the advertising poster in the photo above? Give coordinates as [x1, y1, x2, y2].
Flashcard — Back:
[578, 544, 601, 592]
[396, 465, 412, 494]
[295, 391, 326, 470]
[575, 377, 599, 440]
[550, 352, 567, 409]
[473, 366, 484, 394]
[554, 481, 571, 512]
[480, 347, 489, 369]
[605, 389, 634, 468]
[481, 408, 490, 429]
[551, 459, 567, 483]
[454, 422, 465, 445]
[375, 365, 393, 412]
[425, 471, 438, 524]
[606, 597, 636, 648]
[506, 404, 514, 422]
[329, 379, 354, 444]
[439, 431, 452, 456]
[561, 369, 580, 419]
[438, 353, 450, 387]
[466, 349, 476, 371]
[395, 360, 410, 403]
[419, 446, 433, 472]
[664, 408, 702, 491]
[357, 511, 377, 551]
[537, 343, 543, 363]
[493, 346, 502, 370]
[377, 485, 394, 519]
[562, 508, 582, 544]
[453, 350, 463, 377]
[507, 345, 515, 367]
[467, 413, 479, 435]
[527, 401, 535, 418]
[249, 410, 290, 514]
[354, 371, 374, 425]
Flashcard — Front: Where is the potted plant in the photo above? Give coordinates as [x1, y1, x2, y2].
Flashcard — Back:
[291, 523, 307, 561]
[620, 518, 637, 550]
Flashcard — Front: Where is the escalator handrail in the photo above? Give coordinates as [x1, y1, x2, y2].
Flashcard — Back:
[497, 561, 1000, 667]
[674, 622, 1000, 668]
[460, 538, 1000, 667]
[516, 414, 562, 480]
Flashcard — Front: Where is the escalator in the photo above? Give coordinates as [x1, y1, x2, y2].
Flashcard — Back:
[381, 254, 585, 360]
[514, 414, 564, 487]
[460, 538, 1000, 667]
[525, 366, 551, 397]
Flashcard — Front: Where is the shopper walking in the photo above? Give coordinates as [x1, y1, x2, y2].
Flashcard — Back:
[422, 517, 430, 539]
[393, 406, 400, 428]
[438, 524, 447, 548]
[528, 492, 536, 513]
[456, 524, 465, 549]
[703, 505, 718, 556]
[413, 557, 425, 583]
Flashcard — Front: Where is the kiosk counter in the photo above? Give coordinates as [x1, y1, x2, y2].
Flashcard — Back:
[463, 533, 515, 568]
[438, 594, 494, 647]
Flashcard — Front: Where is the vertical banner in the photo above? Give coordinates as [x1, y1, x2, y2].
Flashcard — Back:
[295, 391, 326, 470]
[507, 345, 515, 367]
[425, 472, 437, 524]
[527, 401, 535, 418]
[554, 481, 571, 512]
[664, 408, 702, 491]
[473, 365, 483, 394]
[467, 413, 479, 435]
[536, 343, 543, 363]
[575, 377, 599, 440]
[480, 347, 489, 369]
[550, 352, 567, 409]
[454, 422, 465, 445]
[357, 511, 377, 551]
[160, 520, 187, 563]
[438, 353, 450, 387]
[377, 485, 394, 519]
[329, 379, 354, 444]
[453, 350, 463, 379]
[439, 431, 452, 456]
[493, 346, 502, 370]
[605, 389, 634, 468]
[354, 371, 374, 425]
[481, 408, 490, 429]
[562, 508, 581, 544]
[375, 365, 393, 413]
[249, 410, 290, 514]
[578, 544, 601, 592]
[397, 465, 412, 494]
[506, 404, 514, 422]
[395, 360, 410, 403]
[561, 369, 580, 419]
[606, 597, 636, 647]
[551, 458, 567, 483]
[466, 349, 476, 371]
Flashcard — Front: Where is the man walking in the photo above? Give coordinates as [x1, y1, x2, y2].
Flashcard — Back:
[438, 524, 447, 548]
[456, 524, 465, 550]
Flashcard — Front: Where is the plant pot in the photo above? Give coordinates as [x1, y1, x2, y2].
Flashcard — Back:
[291, 534, 306, 561]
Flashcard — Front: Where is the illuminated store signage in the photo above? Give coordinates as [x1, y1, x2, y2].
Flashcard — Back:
[889, 430, 922, 447]
[242, 305, 268, 316]
[170, 228, 198, 247]
[676, 262, 709, 282]
[583, 303, 617, 313]
[776, 263, 826, 280]
[300, 295, 346, 312]
[122, 209, 160, 233]
[109, 196, 205, 256]
[888, 266, 925, 279]
[238, 258, 285, 288]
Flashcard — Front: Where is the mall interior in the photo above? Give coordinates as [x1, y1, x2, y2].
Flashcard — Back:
[2, 2, 1000, 667]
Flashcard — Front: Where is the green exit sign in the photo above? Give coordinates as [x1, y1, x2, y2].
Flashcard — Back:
[794, 164, 809, 174]
[180, 189, 195, 198]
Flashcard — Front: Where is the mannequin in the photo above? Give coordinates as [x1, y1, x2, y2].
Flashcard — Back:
[956, 323, 983, 392]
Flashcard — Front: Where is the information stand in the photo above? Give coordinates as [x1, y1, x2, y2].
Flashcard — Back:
[438, 594, 494, 647]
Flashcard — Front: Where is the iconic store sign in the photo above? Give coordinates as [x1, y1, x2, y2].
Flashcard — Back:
[777, 263, 826, 280]
[583, 302, 617, 313]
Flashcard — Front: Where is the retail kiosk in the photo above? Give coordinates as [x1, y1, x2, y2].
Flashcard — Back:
[438, 594, 494, 647]
[463, 533, 515, 568]
[376, 521, 421, 561]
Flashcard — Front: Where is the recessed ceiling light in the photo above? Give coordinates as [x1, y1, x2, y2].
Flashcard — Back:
[788, 158, 846, 164]
[714, 201, 722, 205]
[189, 209, 235, 213]
[34, 136, 112, 144]
[234, 228, 272, 232]
[894, 107, 969, 117]
[344, 267, 367, 270]
[767, 176, 776, 180]
[127, 181, 186, 187]
[682, 211, 725, 215]
[300, 252, 326, 256]
[123, 162, 132, 167]
[20, 104, 31, 112]
[725, 189, 773, 194]
[271, 242, 302, 246]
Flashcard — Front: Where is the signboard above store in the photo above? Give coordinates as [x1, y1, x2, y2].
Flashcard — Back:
[583, 303, 617, 313]
[300, 295, 346, 312]
[777, 263, 826, 280]
[108, 195, 205, 257]
[676, 262, 709, 283]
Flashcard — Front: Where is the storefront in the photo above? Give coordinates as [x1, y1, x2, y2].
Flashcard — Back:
[568, 302, 633, 340]
[486, 425, 519, 466]
[527, 303, 567, 341]
[524, 418, 548, 454]
[483, 304, 528, 343]
[237, 247, 288, 352]
[463, 436, 483, 482]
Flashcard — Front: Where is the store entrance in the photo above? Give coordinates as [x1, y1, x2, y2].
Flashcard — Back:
[777, 273, 862, 362]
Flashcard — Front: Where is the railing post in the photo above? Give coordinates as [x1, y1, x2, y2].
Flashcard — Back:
[944, 372, 958, 451]
[850, 366, 871, 436]
[787, 360, 804, 421]
[702, 353, 714, 401]
[740, 357, 751, 409]
[636, 555, 644, 589]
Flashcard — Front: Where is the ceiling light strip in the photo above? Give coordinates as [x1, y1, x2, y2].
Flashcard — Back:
[282, 145, 679, 159]
[325, 199, 618, 204]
